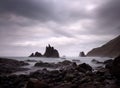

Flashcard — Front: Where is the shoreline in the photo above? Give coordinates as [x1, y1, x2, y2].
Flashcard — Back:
[0, 57, 119, 88]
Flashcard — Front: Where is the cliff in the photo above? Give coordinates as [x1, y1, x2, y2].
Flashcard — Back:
[87, 35, 120, 58]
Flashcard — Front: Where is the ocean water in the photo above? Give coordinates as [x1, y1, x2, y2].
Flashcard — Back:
[4, 57, 113, 75]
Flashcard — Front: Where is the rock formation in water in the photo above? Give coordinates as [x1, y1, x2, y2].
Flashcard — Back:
[79, 51, 86, 57]
[87, 35, 120, 58]
[29, 52, 42, 57]
[44, 44, 59, 58]
[29, 44, 59, 58]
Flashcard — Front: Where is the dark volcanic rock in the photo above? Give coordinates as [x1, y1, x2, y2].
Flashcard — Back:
[0, 58, 29, 75]
[76, 63, 92, 73]
[26, 78, 49, 88]
[104, 59, 113, 69]
[1, 60, 120, 88]
[79, 51, 86, 57]
[34, 61, 57, 68]
[87, 35, 120, 58]
[44, 44, 59, 58]
[110, 56, 120, 79]
[57, 60, 72, 66]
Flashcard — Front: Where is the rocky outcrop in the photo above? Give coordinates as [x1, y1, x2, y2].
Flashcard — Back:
[79, 51, 86, 57]
[29, 44, 59, 58]
[87, 35, 120, 57]
[44, 44, 59, 58]
[110, 55, 120, 79]
[0, 58, 29, 75]
[0, 59, 120, 88]
[29, 52, 42, 57]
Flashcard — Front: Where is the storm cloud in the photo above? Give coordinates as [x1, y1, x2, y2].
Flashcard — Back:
[0, 0, 119, 56]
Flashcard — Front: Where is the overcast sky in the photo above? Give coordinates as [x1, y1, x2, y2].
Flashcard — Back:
[0, 0, 120, 56]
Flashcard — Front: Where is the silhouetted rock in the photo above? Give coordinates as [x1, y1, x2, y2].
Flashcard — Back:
[87, 35, 120, 57]
[29, 44, 59, 58]
[29, 52, 42, 57]
[79, 51, 86, 57]
[29, 53, 34, 57]
[44, 44, 59, 58]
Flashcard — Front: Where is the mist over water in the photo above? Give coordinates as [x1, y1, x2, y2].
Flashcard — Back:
[6, 57, 112, 75]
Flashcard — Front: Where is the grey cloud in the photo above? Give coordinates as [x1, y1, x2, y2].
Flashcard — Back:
[95, 0, 120, 34]
[0, 0, 55, 22]
[0, 0, 120, 56]
[0, 0, 90, 25]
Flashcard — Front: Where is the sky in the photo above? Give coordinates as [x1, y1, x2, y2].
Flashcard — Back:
[0, 0, 120, 56]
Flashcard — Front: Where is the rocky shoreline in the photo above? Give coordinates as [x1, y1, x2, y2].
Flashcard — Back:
[0, 56, 120, 88]
[0, 58, 29, 76]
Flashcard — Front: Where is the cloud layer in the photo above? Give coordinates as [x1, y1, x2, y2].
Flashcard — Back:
[0, 0, 119, 56]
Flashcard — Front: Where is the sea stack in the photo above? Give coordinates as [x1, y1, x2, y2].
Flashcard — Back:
[79, 51, 86, 57]
[29, 44, 59, 58]
[29, 52, 42, 57]
[44, 44, 59, 58]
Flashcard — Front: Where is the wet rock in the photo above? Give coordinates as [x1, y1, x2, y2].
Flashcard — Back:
[104, 59, 113, 69]
[0, 58, 29, 75]
[26, 78, 49, 88]
[72, 59, 80, 63]
[26, 59, 37, 62]
[76, 63, 92, 73]
[53, 83, 74, 88]
[110, 55, 120, 79]
[0, 74, 29, 88]
[91, 59, 103, 64]
[57, 60, 72, 66]
[34, 61, 57, 68]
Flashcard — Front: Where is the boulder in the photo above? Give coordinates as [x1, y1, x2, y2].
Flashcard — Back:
[110, 55, 120, 79]
[76, 63, 92, 73]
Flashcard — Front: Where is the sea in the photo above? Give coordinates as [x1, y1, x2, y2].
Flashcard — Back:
[2, 57, 113, 75]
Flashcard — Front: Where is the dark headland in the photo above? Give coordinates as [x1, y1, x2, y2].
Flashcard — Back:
[87, 35, 120, 58]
